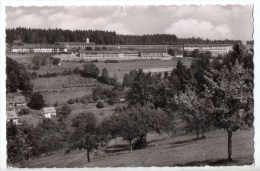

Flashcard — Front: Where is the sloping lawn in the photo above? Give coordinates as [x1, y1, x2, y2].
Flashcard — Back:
[24, 129, 254, 168]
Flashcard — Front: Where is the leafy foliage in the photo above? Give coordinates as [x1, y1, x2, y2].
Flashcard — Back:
[57, 103, 71, 119]
[81, 62, 100, 78]
[69, 112, 106, 162]
[96, 101, 104, 109]
[175, 87, 213, 139]
[6, 57, 33, 94]
[27, 92, 45, 110]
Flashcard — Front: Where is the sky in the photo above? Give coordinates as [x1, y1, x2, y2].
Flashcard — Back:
[6, 5, 253, 41]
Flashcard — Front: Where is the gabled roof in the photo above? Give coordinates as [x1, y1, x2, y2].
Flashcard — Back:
[140, 49, 167, 53]
[7, 111, 18, 119]
[43, 107, 56, 113]
[14, 96, 26, 104]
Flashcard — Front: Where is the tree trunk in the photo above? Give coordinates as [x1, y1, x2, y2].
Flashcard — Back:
[87, 150, 90, 162]
[196, 124, 199, 140]
[201, 129, 205, 138]
[130, 140, 132, 153]
[228, 131, 233, 161]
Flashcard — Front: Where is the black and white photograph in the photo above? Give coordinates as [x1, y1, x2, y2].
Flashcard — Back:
[3, 1, 257, 169]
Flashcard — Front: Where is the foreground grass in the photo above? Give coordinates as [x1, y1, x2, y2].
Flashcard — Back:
[24, 129, 254, 168]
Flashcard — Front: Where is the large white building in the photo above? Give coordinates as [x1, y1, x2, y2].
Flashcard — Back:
[140, 49, 172, 60]
[11, 44, 67, 53]
[79, 50, 139, 60]
[184, 44, 233, 56]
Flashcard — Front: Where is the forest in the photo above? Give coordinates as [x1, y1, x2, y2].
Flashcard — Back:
[6, 27, 241, 45]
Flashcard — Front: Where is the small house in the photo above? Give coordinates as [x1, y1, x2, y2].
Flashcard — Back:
[14, 96, 26, 106]
[7, 111, 19, 124]
[42, 107, 56, 118]
[6, 97, 14, 110]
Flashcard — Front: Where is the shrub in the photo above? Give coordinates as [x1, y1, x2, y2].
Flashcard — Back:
[67, 99, 75, 104]
[53, 102, 59, 107]
[96, 101, 104, 109]
[107, 98, 115, 105]
[27, 92, 45, 110]
[18, 108, 30, 115]
[32, 65, 39, 70]
[133, 137, 148, 150]
[52, 58, 60, 65]
[104, 60, 119, 63]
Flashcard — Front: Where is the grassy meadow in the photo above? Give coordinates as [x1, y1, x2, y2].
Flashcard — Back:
[24, 129, 254, 167]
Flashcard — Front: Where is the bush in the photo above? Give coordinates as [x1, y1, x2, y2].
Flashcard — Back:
[27, 92, 45, 110]
[133, 137, 148, 150]
[96, 101, 104, 109]
[104, 60, 119, 63]
[18, 108, 30, 115]
[32, 65, 39, 70]
[53, 102, 59, 107]
[67, 99, 75, 104]
[80, 95, 94, 104]
[107, 98, 115, 105]
[52, 58, 61, 65]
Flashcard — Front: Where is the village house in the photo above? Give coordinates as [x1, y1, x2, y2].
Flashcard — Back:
[42, 107, 57, 118]
[14, 96, 26, 106]
[7, 111, 19, 125]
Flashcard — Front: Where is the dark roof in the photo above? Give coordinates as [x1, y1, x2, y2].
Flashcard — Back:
[56, 42, 96, 45]
[184, 44, 233, 47]
[12, 44, 64, 49]
[79, 50, 139, 54]
[140, 49, 167, 53]
[14, 96, 26, 104]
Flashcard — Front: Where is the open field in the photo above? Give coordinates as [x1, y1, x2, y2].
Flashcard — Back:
[8, 53, 194, 83]
[24, 129, 254, 167]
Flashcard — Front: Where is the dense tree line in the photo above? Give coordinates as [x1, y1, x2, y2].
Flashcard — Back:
[6, 27, 240, 45]
[6, 57, 33, 94]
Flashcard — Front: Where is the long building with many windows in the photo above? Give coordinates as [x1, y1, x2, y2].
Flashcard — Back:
[183, 44, 233, 56]
[11, 44, 67, 53]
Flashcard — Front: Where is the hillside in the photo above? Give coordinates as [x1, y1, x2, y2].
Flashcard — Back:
[24, 129, 254, 168]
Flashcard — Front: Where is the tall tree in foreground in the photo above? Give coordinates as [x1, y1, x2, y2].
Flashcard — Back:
[113, 104, 172, 151]
[205, 60, 253, 161]
[175, 86, 213, 139]
[69, 112, 103, 162]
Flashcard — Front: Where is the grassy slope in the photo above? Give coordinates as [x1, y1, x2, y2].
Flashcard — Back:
[24, 129, 254, 168]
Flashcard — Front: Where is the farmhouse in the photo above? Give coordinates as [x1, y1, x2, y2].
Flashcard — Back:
[14, 96, 26, 106]
[184, 44, 233, 56]
[7, 111, 19, 124]
[42, 107, 56, 118]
